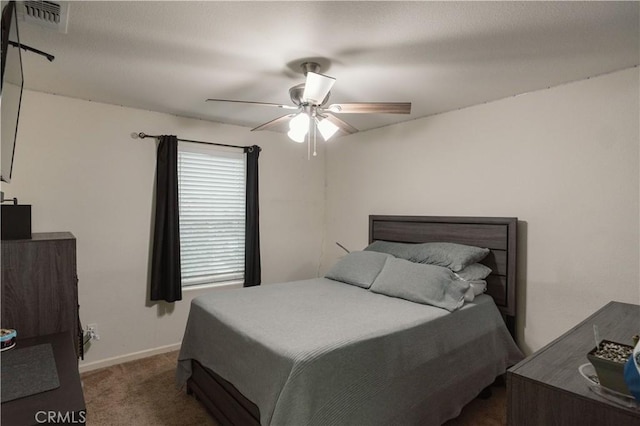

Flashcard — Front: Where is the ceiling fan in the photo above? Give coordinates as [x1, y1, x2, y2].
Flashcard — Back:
[206, 61, 411, 156]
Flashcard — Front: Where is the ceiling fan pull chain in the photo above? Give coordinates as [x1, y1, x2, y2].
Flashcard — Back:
[307, 116, 311, 161]
[313, 122, 318, 157]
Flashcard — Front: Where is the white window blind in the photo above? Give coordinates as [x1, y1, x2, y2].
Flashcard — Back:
[178, 143, 246, 287]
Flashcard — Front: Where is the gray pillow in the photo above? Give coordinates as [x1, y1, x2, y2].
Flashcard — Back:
[365, 241, 489, 272]
[364, 240, 414, 259]
[325, 251, 392, 289]
[369, 257, 470, 312]
[455, 263, 492, 281]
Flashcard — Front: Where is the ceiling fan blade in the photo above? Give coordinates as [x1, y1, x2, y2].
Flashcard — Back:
[303, 72, 336, 105]
[251, 114, 296, 133]
[328, 102, 411, 114]
[206, 99, 298, 110]
[323, 113, 359, 136]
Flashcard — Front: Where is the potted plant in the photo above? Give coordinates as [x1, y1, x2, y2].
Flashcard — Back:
[587, 339, 635, 395]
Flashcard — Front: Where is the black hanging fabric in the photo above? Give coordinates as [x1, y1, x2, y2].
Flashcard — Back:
[243, 145, 262, 287]
[150, 135, 182, 302]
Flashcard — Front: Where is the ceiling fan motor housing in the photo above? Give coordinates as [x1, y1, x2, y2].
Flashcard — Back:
[289, 83, 330, 107]
[301, 61, 322, 76]
[286, 61, 330, 107]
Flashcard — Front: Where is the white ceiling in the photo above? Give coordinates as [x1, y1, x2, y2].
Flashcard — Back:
[12, 1, 640, 134]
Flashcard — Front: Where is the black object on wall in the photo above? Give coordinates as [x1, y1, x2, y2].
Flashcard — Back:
[1, 204, 31, 240]
[243, 145, 261, 287]
[150, 135, 182, 302]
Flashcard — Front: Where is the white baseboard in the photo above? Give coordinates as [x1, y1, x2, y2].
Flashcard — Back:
[79, 342, 182, 373]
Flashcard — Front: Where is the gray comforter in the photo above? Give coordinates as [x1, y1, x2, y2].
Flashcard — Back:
[177, 278, 522, 425]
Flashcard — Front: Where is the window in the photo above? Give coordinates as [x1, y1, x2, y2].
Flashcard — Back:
[178, 143, 246, 287]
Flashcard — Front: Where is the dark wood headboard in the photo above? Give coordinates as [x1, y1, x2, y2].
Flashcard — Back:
[369, 215, 518, 334]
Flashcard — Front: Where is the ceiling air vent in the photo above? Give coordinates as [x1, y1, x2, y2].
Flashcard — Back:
[18, 1, 69, 34]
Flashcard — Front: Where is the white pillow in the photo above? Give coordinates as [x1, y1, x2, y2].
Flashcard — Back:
[463, 280, 487, 302]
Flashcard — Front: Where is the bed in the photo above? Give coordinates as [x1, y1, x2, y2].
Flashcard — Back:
[177, 215, 522, 425]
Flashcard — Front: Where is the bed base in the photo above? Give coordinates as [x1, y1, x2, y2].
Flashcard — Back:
[187, 362, 503, 425]
[186, 215, 519, 425]
[187, 360, 504, 426]
[187, 360, 260, 426]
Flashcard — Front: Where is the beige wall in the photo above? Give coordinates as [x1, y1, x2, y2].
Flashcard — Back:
[322, 68, 639, 353]
[2, 91, 325, 369]
[4, 67, 638, 367]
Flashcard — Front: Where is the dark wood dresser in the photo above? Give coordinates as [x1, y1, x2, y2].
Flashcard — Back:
[1, 232, 80, 357]
[507, 301, 640, 426]
[1, 332, 86, 425]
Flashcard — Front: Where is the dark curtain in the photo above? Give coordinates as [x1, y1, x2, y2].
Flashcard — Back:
[244, 145, 262, 287]
[150, 135, 182, 302]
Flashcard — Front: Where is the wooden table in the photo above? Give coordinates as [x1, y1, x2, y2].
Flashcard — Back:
[1, 332, 86, 425]
[507, 301, 640, 426]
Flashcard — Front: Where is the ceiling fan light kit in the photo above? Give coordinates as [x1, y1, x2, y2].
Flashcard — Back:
[287, 113, 309, 143]
[206, 61, 411, 159]
[316, 117, 339, 140]
[302, 72, 336, 105]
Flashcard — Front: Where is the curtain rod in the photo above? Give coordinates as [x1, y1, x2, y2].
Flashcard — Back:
[135, 132, 254, 151]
